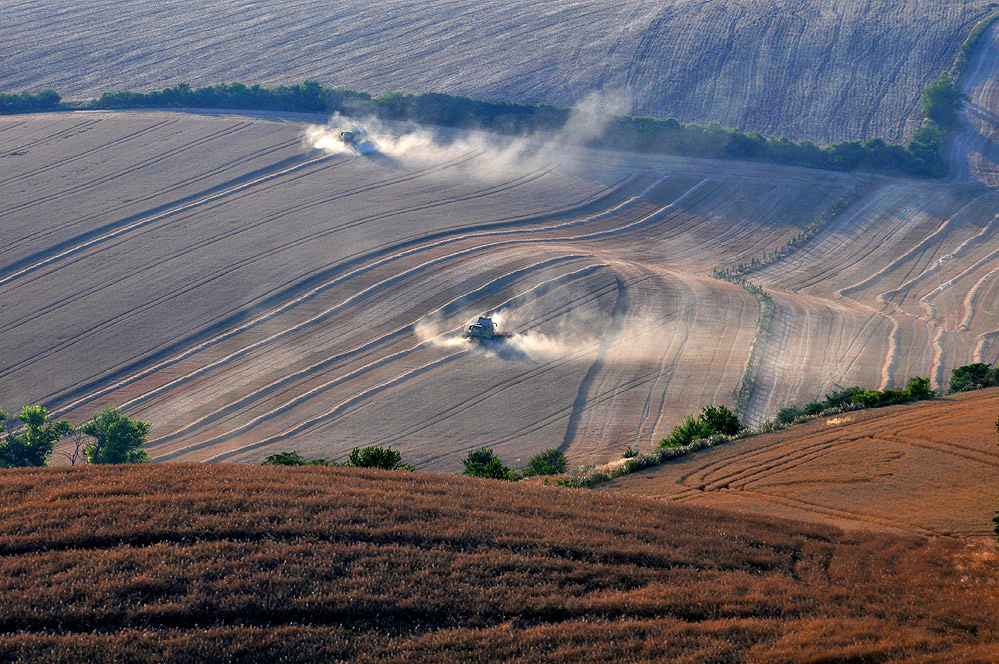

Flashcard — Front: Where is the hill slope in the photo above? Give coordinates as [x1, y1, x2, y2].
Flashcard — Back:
[1, 0, 994, 143]
[3, 108, 999, 468]
[602, 387, 999, 539]
[0, 464, 996, 663]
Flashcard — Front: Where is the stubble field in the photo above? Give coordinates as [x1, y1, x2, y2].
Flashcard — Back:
[1, 0, 995, 143]
[2, 100, 999, 470]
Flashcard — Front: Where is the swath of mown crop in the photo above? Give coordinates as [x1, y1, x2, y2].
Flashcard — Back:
[603, 387, 999, 539]
[0, 464, 996, 663]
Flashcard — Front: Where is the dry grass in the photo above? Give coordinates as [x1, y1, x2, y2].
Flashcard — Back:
[0, 463, 995, 663]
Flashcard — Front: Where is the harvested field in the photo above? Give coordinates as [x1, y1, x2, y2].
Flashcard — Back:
[3, 107, 999, 469]
[602, 387, 999, 539]
[1, 0, 995, 143]
[0, 464, 996, 663]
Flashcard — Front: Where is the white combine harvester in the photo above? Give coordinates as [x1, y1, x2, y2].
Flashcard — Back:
[338, 128, 374, 154]
[464, 316, 512, 343]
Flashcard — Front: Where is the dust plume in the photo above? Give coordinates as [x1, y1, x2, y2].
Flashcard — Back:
[303, 90, 630, 178]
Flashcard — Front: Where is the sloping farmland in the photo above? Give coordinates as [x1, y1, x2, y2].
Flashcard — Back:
[1, 108, 998, 471]
[601, 387, 999, 540]
[0, 0, 994, 143]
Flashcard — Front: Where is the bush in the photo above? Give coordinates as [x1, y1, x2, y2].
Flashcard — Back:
[461, 448, 512, 480]
[263, 451, 311, 466]
[524, 448, 567, 476]
[0, 406, 73, 468]
[920, 73, 969, 127]
[346, 446, 414, 471]
[905, 376, 934, 401]
[622, 446, 639, 459]
[80, 408, 151, 464]
[661, 405, 744, 449]
[949, 363, 999, 393]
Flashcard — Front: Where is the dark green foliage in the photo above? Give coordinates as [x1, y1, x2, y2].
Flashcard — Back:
[0, 406, 73, 468]
[461, 448, 512, 480]
[68, 81, 944, 178]
[776, 406, 802, 425]
[0, 90, 61, 114]
[661, 406, 744, 449]
[824, 386, 866, 408]
[905, 376, 934, 401]
[920, 73, 969, 128]
[949, 363, 999, 393]
[80, 408, 150, 464]
[622, 446, 639, 459]
[346, 446, 414, 472]
[524, 448, 567, 477]
[698, 405, 745, 436]
[262, 451, 331, 466]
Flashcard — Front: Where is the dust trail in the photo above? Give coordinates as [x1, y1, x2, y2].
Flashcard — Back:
[303, 90, 629, 178]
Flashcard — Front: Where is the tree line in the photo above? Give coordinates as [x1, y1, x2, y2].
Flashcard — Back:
[0, 406, 150, 467]
[1, 80, 956, 177]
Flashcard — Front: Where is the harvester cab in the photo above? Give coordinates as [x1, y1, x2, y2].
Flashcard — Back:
[466, 316, 496, 339]
[338, 128, 366, 145]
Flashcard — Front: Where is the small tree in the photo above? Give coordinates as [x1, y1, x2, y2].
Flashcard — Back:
[462, 448, 511, 479]
[263, 451, 308, 466]
[920, 73, 969, 127]
[524, 448, 567, 476]
[906, 376, 934, 401]
[699, 405, 745, 436]
[0, 406, 73, 468]
[346, 446, 414, 471]
[80, 408, 150, 464]
[949, 363, 999, 393]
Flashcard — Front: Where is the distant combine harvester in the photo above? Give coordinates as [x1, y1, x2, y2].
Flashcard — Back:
[463, 316, 512, 343]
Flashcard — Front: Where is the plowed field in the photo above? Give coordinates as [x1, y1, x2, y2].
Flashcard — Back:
[2, 105, 999, 470]
[602, 387, 999, 539]
[1, 0, 994, 143]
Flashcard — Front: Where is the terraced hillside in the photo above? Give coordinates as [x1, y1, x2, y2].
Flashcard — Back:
[2, 103, 999, 469]
[0, 464, 996, 663]
[1, 0, 995, 143]
[603, 387, 999, 539]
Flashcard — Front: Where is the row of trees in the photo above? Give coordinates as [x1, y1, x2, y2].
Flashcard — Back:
[0, 406, 150, 467]
[461, 447, 567, 480]
[0, 90, 61, 114]
[14, 81, 939, 178]
[262, 446, 414, 471]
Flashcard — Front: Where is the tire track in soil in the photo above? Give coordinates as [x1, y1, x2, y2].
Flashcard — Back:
[42, 175, 668, 416]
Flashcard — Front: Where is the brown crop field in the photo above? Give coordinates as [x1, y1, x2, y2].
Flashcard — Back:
[1, 0, 995, 143]
[0, 463, 996, 663]
[602, 387, 999, 540]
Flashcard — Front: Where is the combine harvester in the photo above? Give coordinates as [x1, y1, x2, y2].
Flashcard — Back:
[463, 316, 512, 344]
[338, 128, 375, 154]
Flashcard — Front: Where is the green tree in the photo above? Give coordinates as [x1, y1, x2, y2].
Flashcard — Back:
[660, 414, 713, 448]
[920, 73, 969, 127]
[949, 363, 999, 393]
[80, 408, 150, 464]
[0, 406, 73, 468]
[905, 376, 934, 401]
[346, 445, 414, 471]
[461, 448, 511, 479]
[699, 405, 745, 436]
[524, 448, 567, 476]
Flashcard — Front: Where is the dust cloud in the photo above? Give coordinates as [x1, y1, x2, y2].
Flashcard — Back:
[303, 90, 630, 178]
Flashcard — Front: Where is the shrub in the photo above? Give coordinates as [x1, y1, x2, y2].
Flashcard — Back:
[524, 448, 567, 476]
[80, 408, 151, 464]
[0, 406, 73, 468]
[776, 406, 803, 425]
[461, 448, 512, 480]
[905, 376, 934, 401]
[920, 73, 969, 127]
[346, 446, 414, 471]
[263, 451, 309, 466]
[622, 446, 639, 459]
[949, 363, 999, 393]
[661, 406, 744, 449]
[698, 405, 745, 436]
